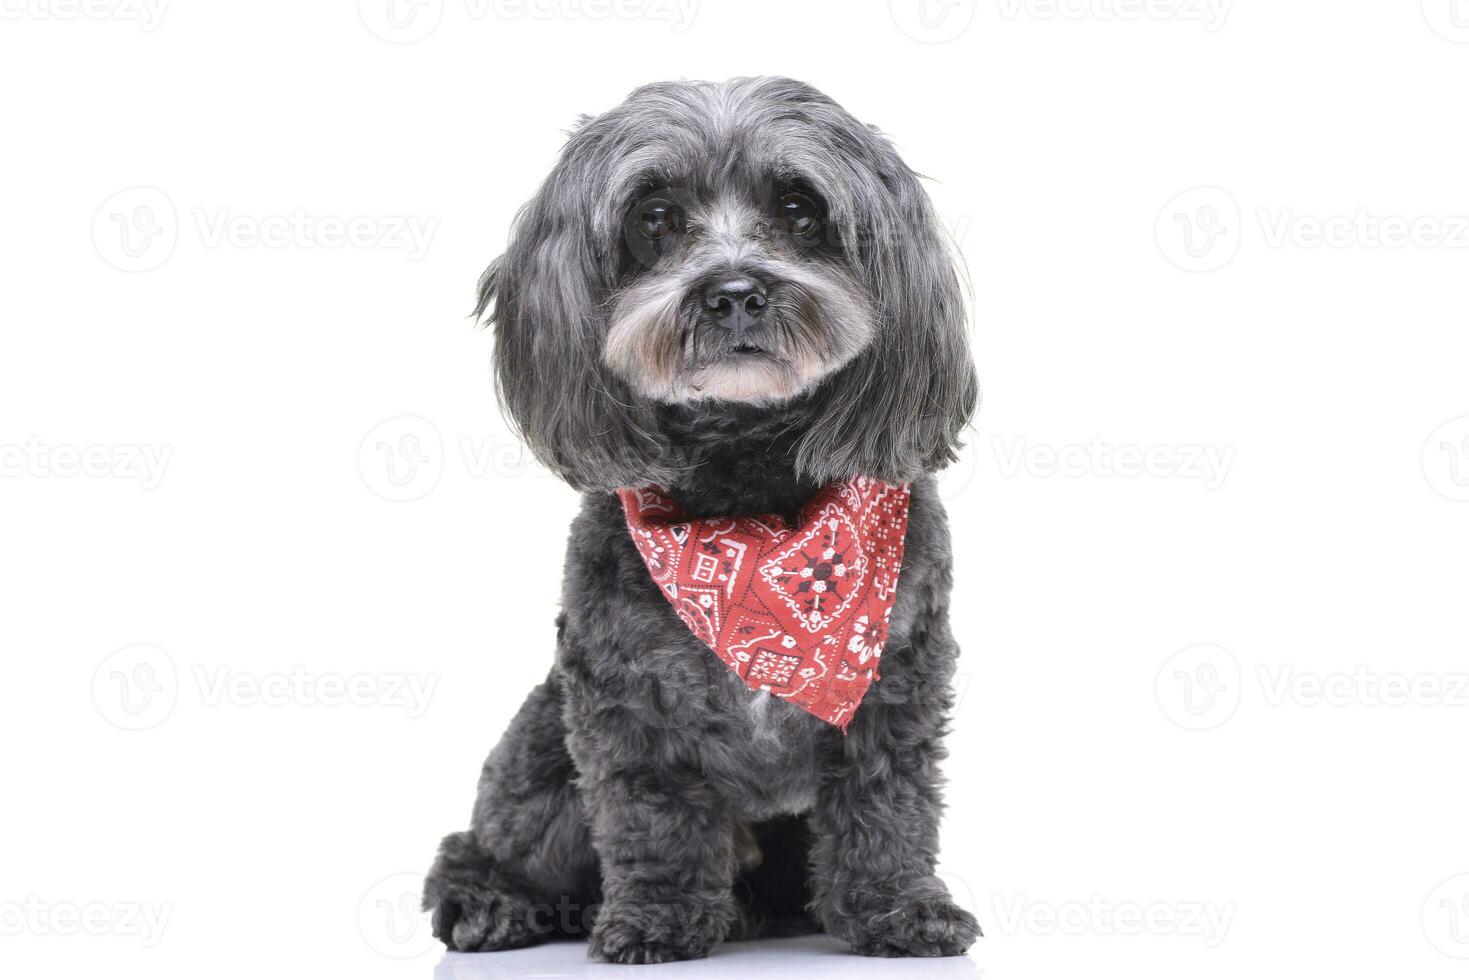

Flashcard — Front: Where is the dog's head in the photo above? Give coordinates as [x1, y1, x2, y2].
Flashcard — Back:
[478, 76, 976, 491]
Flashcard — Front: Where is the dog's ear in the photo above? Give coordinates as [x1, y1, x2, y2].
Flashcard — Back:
[476, 123, 672, 492]
[470, 255, 501, 321]
[794, 118, 978, 485]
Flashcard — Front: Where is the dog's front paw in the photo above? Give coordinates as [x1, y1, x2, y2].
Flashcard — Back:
[834, 897, 981, 958]
[587, 899, 730, 964]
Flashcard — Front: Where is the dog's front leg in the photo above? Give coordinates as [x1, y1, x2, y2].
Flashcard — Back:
[808, 634, 980, 957]
[564, 693, 740, 963]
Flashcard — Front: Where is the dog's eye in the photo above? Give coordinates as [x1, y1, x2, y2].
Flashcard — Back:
[777, 192, 822, 241]
[636, 198, 686, 240]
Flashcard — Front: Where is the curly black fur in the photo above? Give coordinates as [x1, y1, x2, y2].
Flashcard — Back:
[425, 77, 980, 964]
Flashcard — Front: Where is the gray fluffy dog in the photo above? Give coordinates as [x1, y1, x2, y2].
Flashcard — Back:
[423, 76, 980, 963]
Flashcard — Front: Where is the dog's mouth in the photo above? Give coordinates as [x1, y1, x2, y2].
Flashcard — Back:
[727, 341, 767, 357]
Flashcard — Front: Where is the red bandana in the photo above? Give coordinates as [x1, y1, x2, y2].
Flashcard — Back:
[617, 477, 912, 731]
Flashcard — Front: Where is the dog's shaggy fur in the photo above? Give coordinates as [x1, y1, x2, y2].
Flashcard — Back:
[423, 76, 980, 963]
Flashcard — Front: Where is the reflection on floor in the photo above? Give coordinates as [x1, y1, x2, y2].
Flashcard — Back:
[433, 934, 983, 979]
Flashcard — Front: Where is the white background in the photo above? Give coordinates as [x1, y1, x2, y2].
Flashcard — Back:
[2, 1, 1468, 978]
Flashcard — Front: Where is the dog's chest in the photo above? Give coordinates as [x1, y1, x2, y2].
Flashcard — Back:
[699, 669, 824, 818]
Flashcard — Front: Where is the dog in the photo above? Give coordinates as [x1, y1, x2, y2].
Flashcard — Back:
[423, 76, 979, 963]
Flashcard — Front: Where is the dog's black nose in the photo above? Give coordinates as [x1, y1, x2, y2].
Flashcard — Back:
[703, 278, 767, 332]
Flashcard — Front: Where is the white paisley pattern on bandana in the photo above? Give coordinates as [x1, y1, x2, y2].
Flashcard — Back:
[617, 476, 912, 731]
